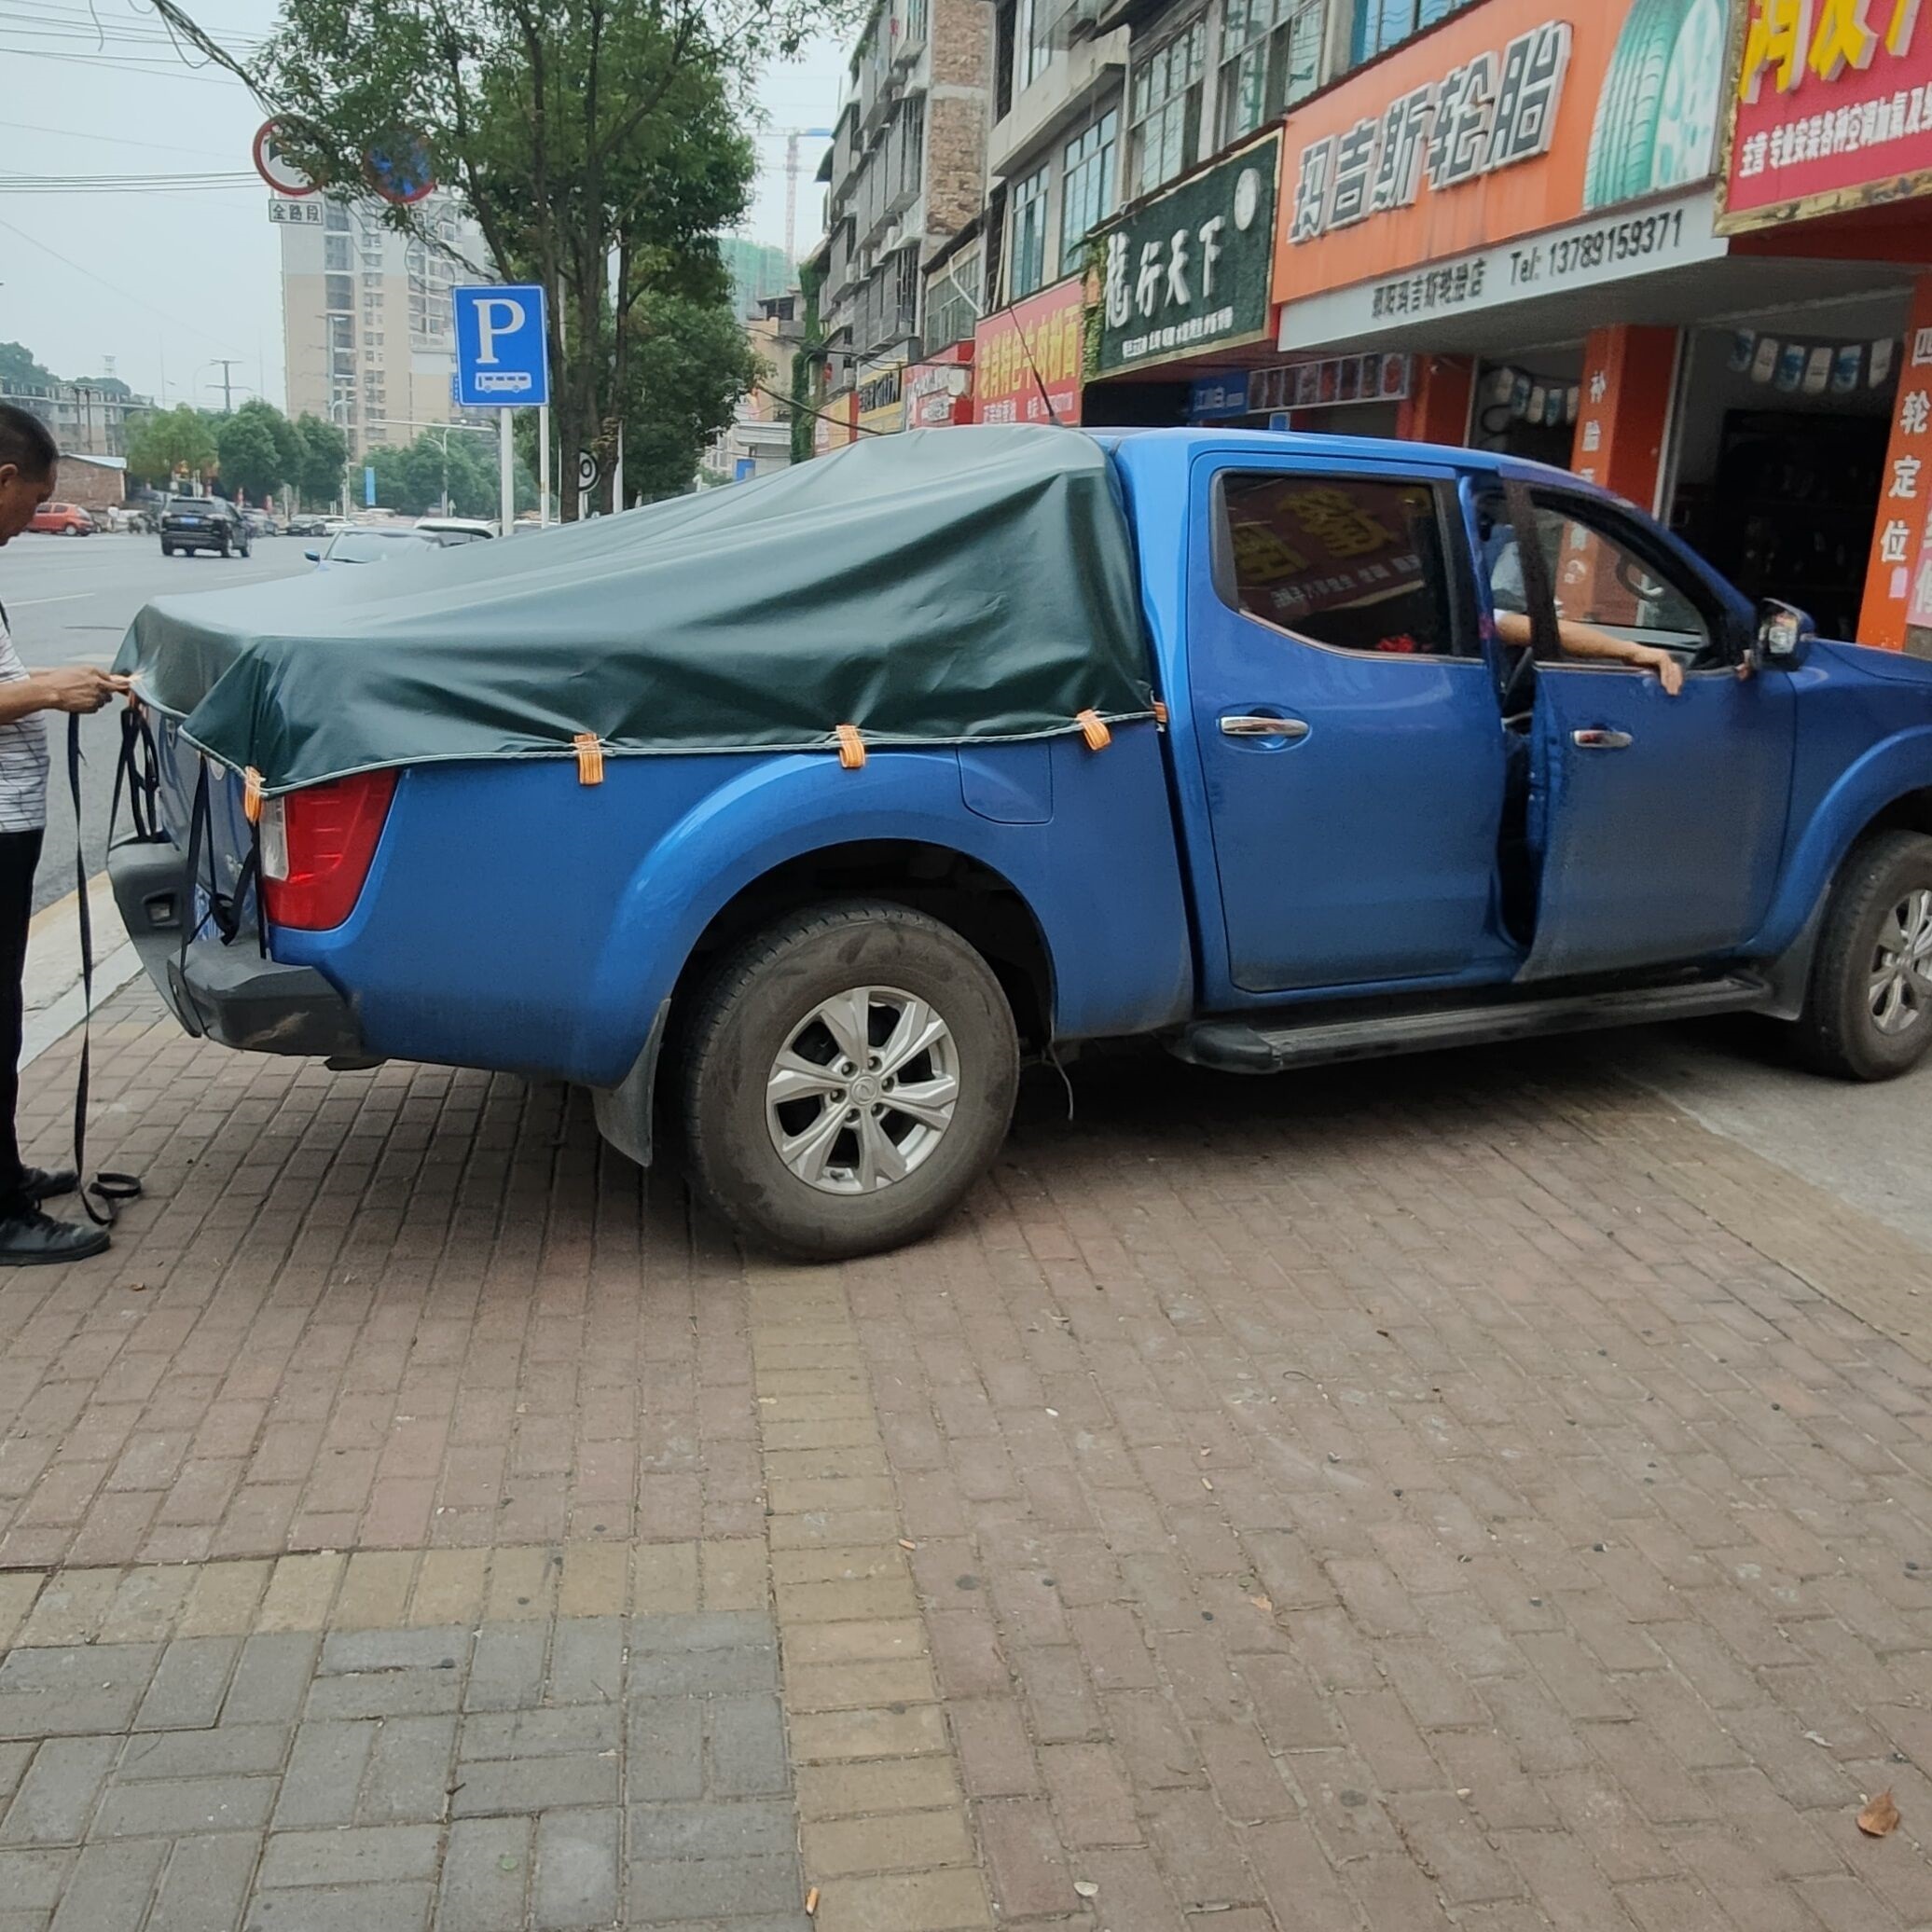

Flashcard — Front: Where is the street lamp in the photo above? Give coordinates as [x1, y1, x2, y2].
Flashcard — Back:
[327, 394, 355, 517]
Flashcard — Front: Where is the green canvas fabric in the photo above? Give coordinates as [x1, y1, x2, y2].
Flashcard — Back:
[117, 425, 1154, 794]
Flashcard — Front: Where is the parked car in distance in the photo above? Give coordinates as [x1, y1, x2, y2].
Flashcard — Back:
[412, 516, 496, 544]
[285, 513, 338, 538]
[160, 497, 252, 559]
[307, 527, 443, 568]
[243, 509, 281, 538]
[29, 502, 94, 536]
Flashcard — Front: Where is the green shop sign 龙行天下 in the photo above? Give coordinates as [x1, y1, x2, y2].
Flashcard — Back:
[1095, 131, 1279, 378]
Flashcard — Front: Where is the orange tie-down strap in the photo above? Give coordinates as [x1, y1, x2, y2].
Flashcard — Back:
[573, 733, 605, 785]
[1076, 710, 1112, 751]
[242, 767, 264, 824]
[835, 724, 866, 770]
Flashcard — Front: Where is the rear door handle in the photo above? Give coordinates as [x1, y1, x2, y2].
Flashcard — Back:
[1221, 715, 1311, 739]
[1572, 728, 1633, 750]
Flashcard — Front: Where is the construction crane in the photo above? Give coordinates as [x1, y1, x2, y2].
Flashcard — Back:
[781, 127, 835, 267]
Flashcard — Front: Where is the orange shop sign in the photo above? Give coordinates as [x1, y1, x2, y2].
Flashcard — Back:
[1866, 285, 1932, 651]
[1272, 0, 1726, 310]
[1720, 0, 1932, 232]
[973, 275, 1083, 426]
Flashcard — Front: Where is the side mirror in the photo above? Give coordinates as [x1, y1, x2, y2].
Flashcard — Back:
[1755, 598, 1815, 669]
[304, 549, 321, 562]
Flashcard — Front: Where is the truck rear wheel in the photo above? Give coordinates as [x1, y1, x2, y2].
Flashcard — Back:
[682, 901, 1019, 1260]
[1795, 830, 1932, 1080]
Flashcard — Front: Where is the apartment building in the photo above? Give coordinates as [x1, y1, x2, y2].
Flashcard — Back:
[0, 374, 153, 460]
[275, 190, 484, 461]
[821, 0, 995, 384]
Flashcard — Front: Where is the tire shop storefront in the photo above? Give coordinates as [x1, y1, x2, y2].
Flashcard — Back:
[1266, 0, 1932, 650]
[1712, 2, 1932, 654]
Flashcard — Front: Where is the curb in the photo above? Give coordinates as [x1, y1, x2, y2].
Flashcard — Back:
[20, 871, 143, 1070]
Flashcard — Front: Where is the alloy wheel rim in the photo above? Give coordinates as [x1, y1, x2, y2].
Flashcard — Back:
[1868, 888, 1932, 1035]
[766, 985, 959, 1194]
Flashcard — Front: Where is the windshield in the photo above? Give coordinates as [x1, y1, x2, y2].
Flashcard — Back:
[167, 500, 219, 514]
[324, 531, 435, 564]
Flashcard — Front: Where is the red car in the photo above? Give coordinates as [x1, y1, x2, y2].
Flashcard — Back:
[28, 503, 94, 536]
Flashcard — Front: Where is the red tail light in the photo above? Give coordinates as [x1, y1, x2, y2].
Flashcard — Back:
[259, 769, 397, 931]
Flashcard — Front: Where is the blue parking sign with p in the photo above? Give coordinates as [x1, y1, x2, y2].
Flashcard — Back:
[454, 284, 549, 407]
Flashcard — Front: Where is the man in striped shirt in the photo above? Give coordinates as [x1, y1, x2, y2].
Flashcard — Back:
[0, 405, 129, 1263]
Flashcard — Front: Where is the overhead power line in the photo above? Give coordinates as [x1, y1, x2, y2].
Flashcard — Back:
[0, 118, 238, 162]
[0, 42, 250, 82]
[0, 171, 258, 190]
[0, 212, 252, 357]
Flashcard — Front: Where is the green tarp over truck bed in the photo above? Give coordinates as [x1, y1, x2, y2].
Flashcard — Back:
[116, 424, 1155, 794]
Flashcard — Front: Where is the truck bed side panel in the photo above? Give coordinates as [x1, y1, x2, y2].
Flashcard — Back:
[269, 727, 1193, 1088]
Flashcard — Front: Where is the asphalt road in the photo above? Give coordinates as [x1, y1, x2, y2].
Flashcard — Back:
[0, 531, 314, 911]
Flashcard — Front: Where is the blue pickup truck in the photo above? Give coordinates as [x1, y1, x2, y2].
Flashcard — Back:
[111, 425, 1932, 1259]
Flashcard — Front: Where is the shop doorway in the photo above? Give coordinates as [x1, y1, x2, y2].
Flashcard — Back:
[1470, 352, 1583, 468]
[1668, 295, 1908, 640]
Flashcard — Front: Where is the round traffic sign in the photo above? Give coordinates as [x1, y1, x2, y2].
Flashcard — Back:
[252, 119, 317, 198]
[366, 134, 435, 206]
[576, 449, 600, 493]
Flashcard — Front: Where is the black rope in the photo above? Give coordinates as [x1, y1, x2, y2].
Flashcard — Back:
[66, 715, 141, 1226]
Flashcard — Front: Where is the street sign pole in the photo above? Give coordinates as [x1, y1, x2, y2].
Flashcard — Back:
[452, 283, 550, 536]
[539, 405, 550, 529]
[498, 410, 514, 536]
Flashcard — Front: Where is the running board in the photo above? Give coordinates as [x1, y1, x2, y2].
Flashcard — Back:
[1170, 975, 1773, 1076]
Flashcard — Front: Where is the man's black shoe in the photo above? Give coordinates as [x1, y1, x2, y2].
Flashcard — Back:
[24, 1167, 76, 1202]
[0, 1208, 109, 1265]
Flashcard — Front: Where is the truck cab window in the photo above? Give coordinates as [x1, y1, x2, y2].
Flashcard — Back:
[1221, 473, 1462, 657]
[1532, 501, 1711, 660]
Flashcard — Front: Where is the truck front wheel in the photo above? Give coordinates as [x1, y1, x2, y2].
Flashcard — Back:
[682, 901, 1019, 1260]
[1795, 830, 1932, 1080]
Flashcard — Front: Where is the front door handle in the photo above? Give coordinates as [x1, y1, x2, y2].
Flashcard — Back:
[1572, 728, 1633, 750]
[1221, 715, 1311, 739]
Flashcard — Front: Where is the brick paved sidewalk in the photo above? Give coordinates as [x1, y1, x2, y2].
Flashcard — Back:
[0, 986, 1924, 1928]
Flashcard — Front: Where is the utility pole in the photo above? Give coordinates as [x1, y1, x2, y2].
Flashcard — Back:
[211, 360, 242, 414]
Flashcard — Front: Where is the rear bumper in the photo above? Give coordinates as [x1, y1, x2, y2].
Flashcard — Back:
[108, 840, 365, 1057]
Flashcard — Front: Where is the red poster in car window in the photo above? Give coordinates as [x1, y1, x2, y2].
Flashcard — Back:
[1720, 0, 1932, 231]
[1226, 476, 1437, 642]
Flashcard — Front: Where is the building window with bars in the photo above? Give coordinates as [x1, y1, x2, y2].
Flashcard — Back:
[1354, 0, 1471, 64]
[1059, 110, 1118, 278]
[1219, 0, 1322, 145]
[1008, 163, 1051, 299]
[1129, 18, 1206, 198]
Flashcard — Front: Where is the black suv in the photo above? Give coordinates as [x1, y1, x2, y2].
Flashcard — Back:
[159, 497, 251, 559]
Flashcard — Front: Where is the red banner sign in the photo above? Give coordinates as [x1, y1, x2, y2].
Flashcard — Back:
[1721, 0, 1932, 231]
[973, 277, 1083, 427]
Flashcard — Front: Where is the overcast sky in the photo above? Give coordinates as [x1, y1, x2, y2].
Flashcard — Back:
[0, 1, 847, 410]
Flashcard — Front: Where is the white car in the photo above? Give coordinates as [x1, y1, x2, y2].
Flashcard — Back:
[412, 516, 497, 544]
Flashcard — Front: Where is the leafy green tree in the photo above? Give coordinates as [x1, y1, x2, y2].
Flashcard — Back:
[152, 0, 805, 519]
[216, 409, 285, 504]
[790, 257, 823, 467]
[292, 413, 350, 505]
[0, 343, 57, 392]
[234, 400, 305, 494]
[125, 405, 217, 487]
[366, 430, 512, 518]
[620, 291, 761, 503]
